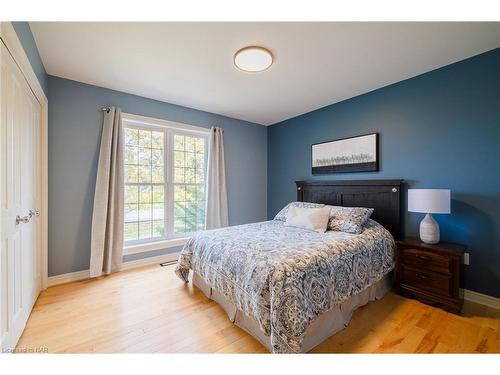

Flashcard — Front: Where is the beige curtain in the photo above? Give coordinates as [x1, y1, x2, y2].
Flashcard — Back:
[206, 127, 228, 229]
[90, 107, 124, 277]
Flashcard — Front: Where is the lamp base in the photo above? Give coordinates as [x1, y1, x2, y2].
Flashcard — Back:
[419, 213, 440, 244]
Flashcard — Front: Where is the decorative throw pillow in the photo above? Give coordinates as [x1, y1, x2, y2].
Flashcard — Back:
[274, 201, 325, 221]
[284, 206, 331, 233]
[327, 206, 374, 234]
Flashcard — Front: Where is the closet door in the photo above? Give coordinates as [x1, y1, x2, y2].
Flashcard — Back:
[0, 41, 42, 351]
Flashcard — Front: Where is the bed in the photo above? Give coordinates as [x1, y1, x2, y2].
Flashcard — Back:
[175, 179, 403, 353]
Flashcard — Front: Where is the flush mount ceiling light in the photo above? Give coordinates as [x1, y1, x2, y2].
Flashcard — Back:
[234, 46, 273, 72]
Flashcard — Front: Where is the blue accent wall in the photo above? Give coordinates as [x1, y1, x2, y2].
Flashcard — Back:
[48, 75, 267, 276]
[11, 22, 48, 95]
[268, 48, 500, 298]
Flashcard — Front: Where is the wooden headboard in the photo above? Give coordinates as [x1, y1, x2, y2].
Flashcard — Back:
[296, 179, 404, 239]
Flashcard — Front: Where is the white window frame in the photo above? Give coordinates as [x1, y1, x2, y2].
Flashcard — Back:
[122, 113, 210, 255]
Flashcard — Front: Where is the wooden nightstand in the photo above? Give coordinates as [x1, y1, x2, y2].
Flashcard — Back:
[394, 237, 465, 314]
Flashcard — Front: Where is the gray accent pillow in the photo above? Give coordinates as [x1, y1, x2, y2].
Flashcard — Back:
[327, 206, 374, 234]
[274, 201, 325, 221]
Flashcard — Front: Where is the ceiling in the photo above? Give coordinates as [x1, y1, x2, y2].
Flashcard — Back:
[30, 22, 500, 125]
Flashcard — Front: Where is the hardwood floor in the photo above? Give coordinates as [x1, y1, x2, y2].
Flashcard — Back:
[16, 264, 500, 353]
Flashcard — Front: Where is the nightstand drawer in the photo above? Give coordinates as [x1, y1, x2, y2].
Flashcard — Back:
[395, 238, 464, 314]
[401, 266, 451, 296]
[400, 248, 450, 274]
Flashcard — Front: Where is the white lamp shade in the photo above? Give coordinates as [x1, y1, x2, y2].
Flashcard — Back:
[408, 189, 451, 214]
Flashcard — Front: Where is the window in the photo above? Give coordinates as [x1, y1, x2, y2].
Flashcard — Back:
[173, 134, 207, 233]
[122, 114, 208, 250]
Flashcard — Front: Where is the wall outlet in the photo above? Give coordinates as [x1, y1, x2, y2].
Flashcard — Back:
[463, 252, 470, 265]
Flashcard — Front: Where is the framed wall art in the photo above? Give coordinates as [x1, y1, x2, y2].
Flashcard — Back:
[311, 133, 379, 174]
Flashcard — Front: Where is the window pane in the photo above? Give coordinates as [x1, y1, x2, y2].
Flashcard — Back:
[172, 137, 207, 233]
[185, 168, 196, 183]
[152, 166, 164, 183]
[125, 146, 138, 164]
[125, 128, 139, 146]
[138, 166, 151, 183]
[174, 168, 184, 183]
[124, 126, 168, 244]
[152, 220, 165, 237]
[174, 135, 184, 150]
[185, 203, 197, 233]
[195, 138, 205, 154]
[151, 149, 163, 166]
[185, 152, 196, 169]
[174, 198, 206, 235]
[138, 130, 152, 148]
[174, 217, 185, 233]
[152, 203, 164, 220]
[185, 137, 195, 152]
[195, 168, 204, 184]
[152, 185, 164, 203]
[195, 154, 204, 170]
[197, 202, 206, 223]
[124, 204, 138, 223]
[125, 165, 138, 183]
[139, 185, 152, 203]
[139, 147, 151, 166]
[185, 185, 196, 202]
[151, 131, 164, 149]
[185, 221, 196, 233]
[124, 222, 139, 242]
[174, 201, 185, 219]
[139, 221, 152, 239]
[139, 203, 152, 221]
[198, 184, 205, 199]
[125, 185, 138, 204]
[174, 185, 185, 202]
[185, 201, 198, 217]
[174, 151, 184, 168]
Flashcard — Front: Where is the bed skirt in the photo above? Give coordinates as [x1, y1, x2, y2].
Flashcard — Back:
[192, 272, 392, 353]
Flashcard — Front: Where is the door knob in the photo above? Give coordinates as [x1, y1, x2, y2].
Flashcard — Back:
[16, 215, 31, 225]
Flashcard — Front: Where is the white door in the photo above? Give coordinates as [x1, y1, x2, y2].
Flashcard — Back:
[0, 41, 42, 352]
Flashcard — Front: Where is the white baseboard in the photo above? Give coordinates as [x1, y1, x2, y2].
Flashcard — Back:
[47, 252, 179, 287]
[47, 269, 90, 287]
[464, 289, 500, 310]
[118, 252, 179, 271]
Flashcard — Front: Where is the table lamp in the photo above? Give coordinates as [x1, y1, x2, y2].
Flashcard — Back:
[408, 189, 451, 244]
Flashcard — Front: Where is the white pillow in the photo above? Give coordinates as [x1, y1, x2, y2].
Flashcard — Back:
[273, 201, 325, 221]
[284, 205, 331, 233]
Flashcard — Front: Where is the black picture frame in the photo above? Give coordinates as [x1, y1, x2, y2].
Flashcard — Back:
[311, 133, 379, 174]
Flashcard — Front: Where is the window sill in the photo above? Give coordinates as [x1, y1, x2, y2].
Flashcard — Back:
[123, 237, 189, 255]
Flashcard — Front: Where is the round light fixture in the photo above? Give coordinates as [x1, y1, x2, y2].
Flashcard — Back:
[234, 46, 273, 72]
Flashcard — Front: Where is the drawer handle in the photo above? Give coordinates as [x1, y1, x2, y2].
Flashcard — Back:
[416, 273, 431, 280]
[416, 254, 431, 261]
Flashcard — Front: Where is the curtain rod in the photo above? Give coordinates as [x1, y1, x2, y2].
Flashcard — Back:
[102, 107, 222, 133]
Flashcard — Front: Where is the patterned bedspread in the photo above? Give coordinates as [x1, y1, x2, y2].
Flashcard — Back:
[175, 219, 395, 353]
